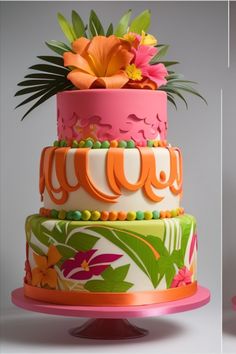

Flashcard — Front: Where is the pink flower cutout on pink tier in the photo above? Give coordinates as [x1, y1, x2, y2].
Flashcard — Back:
[61, 249, 122, 280]
[170, 266, 192, 288]
[132, 45, 168, 87]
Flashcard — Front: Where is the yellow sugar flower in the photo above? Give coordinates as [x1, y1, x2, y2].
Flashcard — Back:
[140, 31, 157, 46]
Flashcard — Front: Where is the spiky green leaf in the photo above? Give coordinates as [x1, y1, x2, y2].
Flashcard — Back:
[72, 10, 86, 38]
[24, 73, 66, 80]
[57, 12, 76, 43]
[129, 9, 151, 34]
[17, 79, 54, 87]
[37, 56, 64, 67]
[89, 10, 105, 36]
[15, 84, 53, 96]
[114, 9, 132, 36]
[167, 93, 178, 110]
[20, 82, 73, 120]
[29, 64, 69, 76]
[45, 40, 72, 56]
[106, 23, 113, 36]
[150, 45, 169, 64]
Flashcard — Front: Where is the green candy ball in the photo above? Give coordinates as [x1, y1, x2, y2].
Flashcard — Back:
[84, 139, 94, 148]
[93, 141, 102, 149]
[147, 140, 154, 147]
[127, 140, 135, 148]
[101, 140, 110, 149]
[79, 140, 85, 148]
[127, 211, 136, 221]
[81, 210, 91, 221]
[59, 140, 67, 147]
[152, 210, 160, 219]
[72, 211, 82, 221]
[136, 211, 144, 220]
[51, 209, 59, 218]
[118, 140, 127, 148]
[53, 140, 59, 147]
[144, 211, 153, 220]
[72, 140, 79, 148]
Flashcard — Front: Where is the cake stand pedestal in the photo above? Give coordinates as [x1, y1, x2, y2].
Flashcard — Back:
[11, 286, 210, 340]
[232, 296, 236, 311]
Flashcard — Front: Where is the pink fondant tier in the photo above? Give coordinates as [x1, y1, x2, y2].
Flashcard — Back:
[57, 89, 167, 143]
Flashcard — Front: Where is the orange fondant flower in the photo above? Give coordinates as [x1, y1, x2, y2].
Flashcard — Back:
[31, 245, 62, 289]
[64, 35, 134, 89]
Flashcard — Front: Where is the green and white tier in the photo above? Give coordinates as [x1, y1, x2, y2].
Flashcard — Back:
[24, 214, 197, 306]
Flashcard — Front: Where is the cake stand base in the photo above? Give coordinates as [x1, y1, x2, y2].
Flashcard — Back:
[232, 296, 236, 311]
[69, 318, 148, 339]
[12, 286, 210, 340]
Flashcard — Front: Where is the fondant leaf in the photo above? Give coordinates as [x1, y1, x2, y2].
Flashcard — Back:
[66, 232, 99, 252]
[45, 40, 72, 56]
[114, 9, 132, 36]
[84, 279, 133, 292]
[30, 217, 51, 246]
[72, 10, 86, 38]
[28, 241, 45, 256]
[56, 244, 76, 259]
[86, 226, 159, 288]
[15, 85, 52, 97]
[89, 10, 105, 36]
[57, 12, 76, 43]
[24, 73, 66, 80]
[129, 9, 151, 34]
[101, 264, 130, 281]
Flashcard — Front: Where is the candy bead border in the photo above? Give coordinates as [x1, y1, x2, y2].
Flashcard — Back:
[39, 207, 185, 221]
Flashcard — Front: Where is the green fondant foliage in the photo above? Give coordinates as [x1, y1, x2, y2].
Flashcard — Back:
[114, 9, 132, 36]
[89, 10, 105, 36]
[129, 9, 151, 34]
[84, 264, 133, 292]
[28, 241, 45, 256]
[87, 226, 159, 288]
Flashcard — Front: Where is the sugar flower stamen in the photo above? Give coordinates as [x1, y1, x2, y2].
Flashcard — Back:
[125, 63, 143, 81]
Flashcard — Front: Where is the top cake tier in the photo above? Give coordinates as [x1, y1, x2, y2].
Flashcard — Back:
[57, 89, 167, 143]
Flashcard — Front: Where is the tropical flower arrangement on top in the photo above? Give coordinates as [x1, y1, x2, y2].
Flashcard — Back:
[15, 9, 206, 120]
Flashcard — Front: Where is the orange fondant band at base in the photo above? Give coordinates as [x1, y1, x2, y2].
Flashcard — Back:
[24, 282, 197, 306]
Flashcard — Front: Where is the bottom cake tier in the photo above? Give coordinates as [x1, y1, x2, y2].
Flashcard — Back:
[24, 214, 198, 306]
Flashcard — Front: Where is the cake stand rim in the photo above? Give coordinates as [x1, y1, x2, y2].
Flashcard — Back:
[11, 285, 210, 319]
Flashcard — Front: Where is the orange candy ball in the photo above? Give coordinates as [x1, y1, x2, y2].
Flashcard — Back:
[110, 140, 118, 148]
[109, 211, 118, 221]
[118, 211, 127, 221]
[100, 211, 109, 221]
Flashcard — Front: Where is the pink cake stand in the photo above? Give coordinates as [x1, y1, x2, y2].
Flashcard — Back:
[232, 296, 236, 310]
[11, 286, 210, 340]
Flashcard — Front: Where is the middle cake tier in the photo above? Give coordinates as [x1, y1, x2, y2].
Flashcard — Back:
[40, 146, 183, 212]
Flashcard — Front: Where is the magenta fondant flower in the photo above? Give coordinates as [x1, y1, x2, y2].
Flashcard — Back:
[132, 45, 168, 88]
[61, 249, 122, 280]
[171, 266, 192, 288]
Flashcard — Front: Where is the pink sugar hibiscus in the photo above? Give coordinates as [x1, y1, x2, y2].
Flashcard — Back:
[170, 266, 192, 288]
[132, 45, 168, 88]
[61, 249, 122, 280]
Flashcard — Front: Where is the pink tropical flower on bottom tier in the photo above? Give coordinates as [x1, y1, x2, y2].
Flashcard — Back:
[170, 266, 192, 288]
[61, 249, 122, 280]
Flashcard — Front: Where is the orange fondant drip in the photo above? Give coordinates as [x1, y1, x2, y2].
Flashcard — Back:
[39, 147, 183, 205]
[24, 281, 198, 306]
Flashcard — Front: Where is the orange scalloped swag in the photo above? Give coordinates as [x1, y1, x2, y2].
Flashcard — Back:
[40, 147, 183, 204]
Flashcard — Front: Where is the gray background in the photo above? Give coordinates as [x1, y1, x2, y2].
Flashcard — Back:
[0, 1, 226, 353]
[223, 1, 236, 352]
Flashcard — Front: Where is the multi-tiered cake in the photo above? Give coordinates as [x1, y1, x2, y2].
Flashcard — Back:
[18, 9, 203, 307]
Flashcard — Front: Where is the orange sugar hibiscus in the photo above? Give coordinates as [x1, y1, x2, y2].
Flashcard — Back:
[63, 35, 134, 89]
[31, 245, 62, 289]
